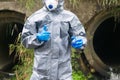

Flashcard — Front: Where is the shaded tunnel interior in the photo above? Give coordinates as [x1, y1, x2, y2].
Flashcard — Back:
[0, 22, 23, 71]
[0, 10, 25, 72]
[93, 17, 120, 67]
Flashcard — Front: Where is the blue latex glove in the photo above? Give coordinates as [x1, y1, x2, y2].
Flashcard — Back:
[37, 25, 50, 42]
[71, 36, 83, 49]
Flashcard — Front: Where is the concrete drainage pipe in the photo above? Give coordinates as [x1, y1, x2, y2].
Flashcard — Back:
[84, 11, 120, 78]
[0, 10, 25, 73]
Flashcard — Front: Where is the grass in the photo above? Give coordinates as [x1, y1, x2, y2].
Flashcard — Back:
[17, 0, 120, 11]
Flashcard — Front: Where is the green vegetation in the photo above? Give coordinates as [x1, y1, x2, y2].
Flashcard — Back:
[16, 0, 120, 10]
[72, 71, 95, 80]
[9, 33, 33, 80]
[17, 0, 42, 11]
[72, 71, 87, 80]
[7, 0, 120, 80]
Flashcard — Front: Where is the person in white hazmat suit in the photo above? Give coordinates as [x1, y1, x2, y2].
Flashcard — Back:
[21, 0, 87, 80]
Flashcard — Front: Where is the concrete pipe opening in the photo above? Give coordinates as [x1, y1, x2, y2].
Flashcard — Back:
[0, 10, 25, 72]
[84, 11, 120, 77]
[93, 17, 120, 67]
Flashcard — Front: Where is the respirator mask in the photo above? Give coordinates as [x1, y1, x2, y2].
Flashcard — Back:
[45, 0, 58, 11]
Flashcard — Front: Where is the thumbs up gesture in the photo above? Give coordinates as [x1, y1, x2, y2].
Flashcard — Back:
[37, 25, 51, 42]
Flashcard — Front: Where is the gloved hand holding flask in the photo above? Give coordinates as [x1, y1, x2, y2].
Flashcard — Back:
[37, 25, 50, 42]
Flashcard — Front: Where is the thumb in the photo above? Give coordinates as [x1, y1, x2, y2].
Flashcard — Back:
[43, 25, 48, 31]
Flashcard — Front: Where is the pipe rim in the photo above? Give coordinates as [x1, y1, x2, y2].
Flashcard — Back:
[84, 10, 115, 77]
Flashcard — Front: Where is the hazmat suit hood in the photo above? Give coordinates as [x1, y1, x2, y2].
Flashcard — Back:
[42, 0, 64, 11]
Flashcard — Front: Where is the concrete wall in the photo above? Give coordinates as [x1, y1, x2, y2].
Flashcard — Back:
[0, 0, 99, 25]
[65, 1, 98, 24]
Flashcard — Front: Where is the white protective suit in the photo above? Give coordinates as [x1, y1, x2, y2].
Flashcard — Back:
[21, 0, 87, 80]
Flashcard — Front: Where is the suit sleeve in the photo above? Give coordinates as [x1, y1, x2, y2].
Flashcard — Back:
[69, 15, 87, 46]
[21, 20, 44, 49]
